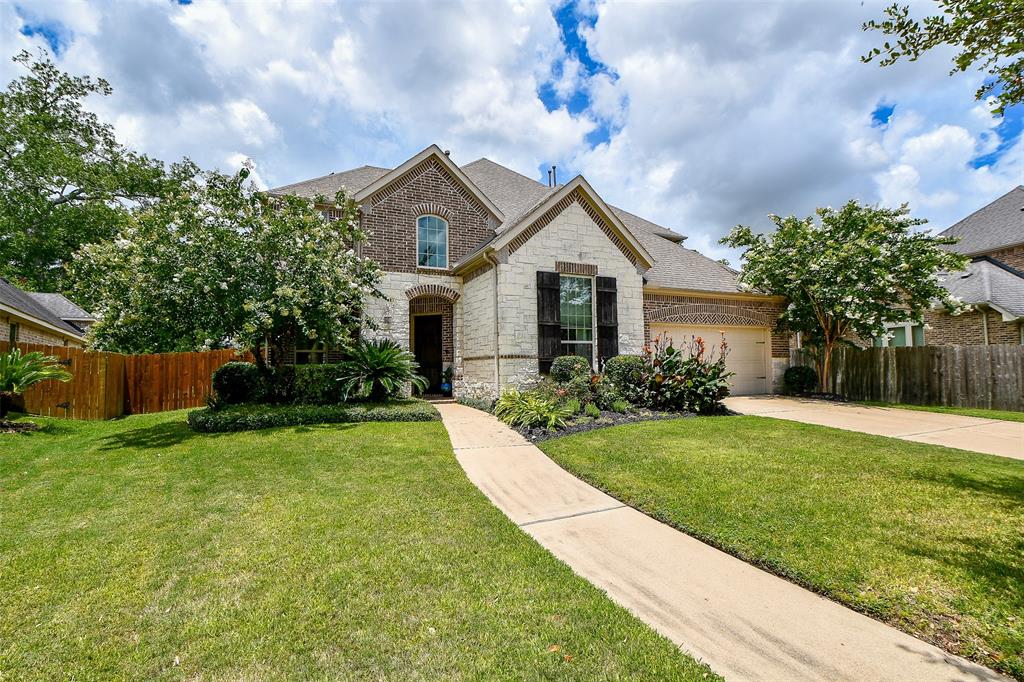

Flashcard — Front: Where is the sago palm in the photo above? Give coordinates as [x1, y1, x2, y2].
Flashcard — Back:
[0, 349, 72, 418]
[337, 339, 428, 402]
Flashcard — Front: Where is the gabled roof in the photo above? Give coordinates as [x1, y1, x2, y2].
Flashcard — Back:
[938, 256, 1024, 320]
[352, 145, 505, 222]
[0, 279, 86, 339]
[939, 186, 1024, 255]
[271, 148, 749, 294]
[27, 293, 94, 322]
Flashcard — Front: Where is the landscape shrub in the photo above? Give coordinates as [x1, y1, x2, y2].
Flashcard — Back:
[603, 355, 646, 404]
[592, 376, 622, 410]
[337, 339, 427, 402]
[610, 399, 631, 414]
[494, 389, 574, 430]
[584, 402, 601, 418]
[456, 396, 494, 413]
[550, 355, 591, 383]
[563, 375, 595, 405]
[188, 399, 439, 433]
[293, 364, 346, 404]
[211, 362, 264, 405]
[563, 398, 582, 415]
[783, 365, 819, 395]
[640, 335, 734, 414]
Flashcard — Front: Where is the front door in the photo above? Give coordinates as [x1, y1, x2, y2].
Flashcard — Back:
[412, 314, 443, 393]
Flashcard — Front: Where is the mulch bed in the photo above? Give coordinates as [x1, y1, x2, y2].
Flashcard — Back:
[517, 409, 696, 443]
[1, 420, 39, 434]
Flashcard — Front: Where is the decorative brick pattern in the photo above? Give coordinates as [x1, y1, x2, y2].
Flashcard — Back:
[507, 189, 638, 266]
[643, 293, 790, 358]
[404, 283, 460, 303]
[410, 295, 455, 364]
[555, 261, 598, 276]
[360, 158, 494, 274]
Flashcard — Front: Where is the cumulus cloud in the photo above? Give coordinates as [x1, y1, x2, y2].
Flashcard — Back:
[1, 0, 1020, 265]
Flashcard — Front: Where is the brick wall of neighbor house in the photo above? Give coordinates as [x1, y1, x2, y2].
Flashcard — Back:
[493, 200, 646, 394]
[359, 158, 494, 274]
[643, 293, 790, 389]
[457, 263, 496, 399]
[1, 313, 79, 347]
[925, 308, 1023, 345]
[983, 244, 1024, 270]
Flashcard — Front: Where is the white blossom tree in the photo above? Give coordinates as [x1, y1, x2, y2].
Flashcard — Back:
[722, 201, 969, 391]
[72, 164, 381, 375]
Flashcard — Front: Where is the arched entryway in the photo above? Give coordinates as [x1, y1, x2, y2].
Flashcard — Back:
[408, 294, 455, 393]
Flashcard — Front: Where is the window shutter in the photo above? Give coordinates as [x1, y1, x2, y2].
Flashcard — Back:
[597, 276, 618, 369]
[537, 271, 561, 374]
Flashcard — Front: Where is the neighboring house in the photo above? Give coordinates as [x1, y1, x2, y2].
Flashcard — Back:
[921, 186, 1024, 346]
[270, 145, 789, 398]
[0, 278, 95, 347]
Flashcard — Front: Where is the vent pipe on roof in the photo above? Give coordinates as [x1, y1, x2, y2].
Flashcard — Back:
[547, 168, 552, 187]
[552, 165, 557, 186]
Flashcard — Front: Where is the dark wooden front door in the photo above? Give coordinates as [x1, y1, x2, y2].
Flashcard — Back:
[413, 314, 443, 393]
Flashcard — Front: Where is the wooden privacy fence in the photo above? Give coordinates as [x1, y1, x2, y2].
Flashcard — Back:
[791, 345, 1024, 412]
[2, 341, 249, 419]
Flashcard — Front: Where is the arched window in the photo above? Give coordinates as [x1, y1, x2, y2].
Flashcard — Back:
[417, 215, 448, 268]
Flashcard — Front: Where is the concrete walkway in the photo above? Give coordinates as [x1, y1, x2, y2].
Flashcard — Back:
[725, 396, 1024, 460]
[437, 402, 1009, 682]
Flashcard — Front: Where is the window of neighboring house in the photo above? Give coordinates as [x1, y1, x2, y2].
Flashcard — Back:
[294, 338, 328, 365]
[417, 215, 448, 269]
[8, 323, 17, 345]
[559, 275, 594, 362]
[872, 322, 925, 347]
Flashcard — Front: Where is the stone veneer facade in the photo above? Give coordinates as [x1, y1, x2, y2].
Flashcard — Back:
[331, 152, 791, 398]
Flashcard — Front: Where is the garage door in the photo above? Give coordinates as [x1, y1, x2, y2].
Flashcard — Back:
[648, 324, 770, 395]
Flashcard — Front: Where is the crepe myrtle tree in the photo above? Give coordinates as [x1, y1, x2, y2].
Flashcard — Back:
[72, 164, 382, 375]
[721, 201, 969, 391]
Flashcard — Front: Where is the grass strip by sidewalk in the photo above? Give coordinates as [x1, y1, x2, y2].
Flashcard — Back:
[541, 416, 1024, 679]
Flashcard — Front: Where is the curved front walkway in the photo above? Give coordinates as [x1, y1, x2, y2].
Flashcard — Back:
[437, 402, 1008, 682]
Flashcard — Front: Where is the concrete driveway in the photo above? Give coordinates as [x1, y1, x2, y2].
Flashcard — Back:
[437, 402, 1008, 682]
[725, 396, 1024, 460]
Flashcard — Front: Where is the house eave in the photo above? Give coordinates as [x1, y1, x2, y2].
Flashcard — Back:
[643, 284, 786, 303]
[0, 302, 85, 341]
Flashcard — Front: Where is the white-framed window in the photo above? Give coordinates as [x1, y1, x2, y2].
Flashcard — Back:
[873, 322, 926, 348]
[294, 338, 328, 364]
[417, 215, 448, 269]
[559, 274, 594, 363]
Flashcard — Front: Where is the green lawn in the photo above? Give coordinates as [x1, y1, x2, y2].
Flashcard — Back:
[856, 401, 1024, 423]
[0, 412, 714, 680]
[540, 417, 1024, 679]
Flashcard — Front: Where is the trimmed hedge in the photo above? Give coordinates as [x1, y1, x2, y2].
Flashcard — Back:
[783, 365, 818, 395]
[212, 362, 264, 405]
[550, 355, 591, 383]
[188, 399, 440, 433]
[292, 364, 346, 404]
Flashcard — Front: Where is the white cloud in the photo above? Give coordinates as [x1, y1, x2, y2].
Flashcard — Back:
[1, 0, 1020, 266]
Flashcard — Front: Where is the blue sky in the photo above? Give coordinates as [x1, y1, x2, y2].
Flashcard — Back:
[3, 0, 1021, 261]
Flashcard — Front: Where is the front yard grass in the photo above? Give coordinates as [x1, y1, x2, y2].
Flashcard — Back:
[1, 412, 714, 680]
[540, 417, 1024, 679]
[855, 401, 1024, 423]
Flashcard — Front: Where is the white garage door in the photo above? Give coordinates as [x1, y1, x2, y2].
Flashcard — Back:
[648, 324, 770, 395]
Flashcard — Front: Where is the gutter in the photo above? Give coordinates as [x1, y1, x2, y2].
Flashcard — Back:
[485, 251, 501, 396]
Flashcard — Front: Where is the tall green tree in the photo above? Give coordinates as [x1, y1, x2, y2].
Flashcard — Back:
[863, 0, 1024, 115]
[0, 50, 168, 291]
[71, 166, 382, 374]
[722, 201, 969, 391]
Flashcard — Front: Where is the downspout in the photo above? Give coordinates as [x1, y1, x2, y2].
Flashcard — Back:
[981, 306, 990, 344]
[485, 252, 501, 396]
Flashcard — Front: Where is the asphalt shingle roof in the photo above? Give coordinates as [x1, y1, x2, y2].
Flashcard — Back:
[939, 257, 1024, 319]
[0, 279, 85, 337]
[270, 156, 745, 294]
[939, 186, 1024, 255]
[27, 293, 94, 322]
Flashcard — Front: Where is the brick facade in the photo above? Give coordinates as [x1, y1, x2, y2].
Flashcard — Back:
[985, 244, 1024, 270]
[409, 295, 455, 364]
[359, 158, 494, 274]
[642, 293, 789, 357]
[1, 313, 80, 347]
[925, 308, 1023, 345]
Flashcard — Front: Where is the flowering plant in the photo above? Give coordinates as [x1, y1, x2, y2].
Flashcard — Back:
[638, 333, 733, 414]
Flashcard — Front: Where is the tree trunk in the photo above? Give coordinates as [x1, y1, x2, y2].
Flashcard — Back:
[820, 339, 834, 393]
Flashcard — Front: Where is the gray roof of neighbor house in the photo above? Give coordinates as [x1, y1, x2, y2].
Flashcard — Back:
[27, 292, 95, 322]
[938, 257, 1024, 319]
[939, 186, 1024, 255]
[0, 279, 86, 337]
[270, 156, 746, 294]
